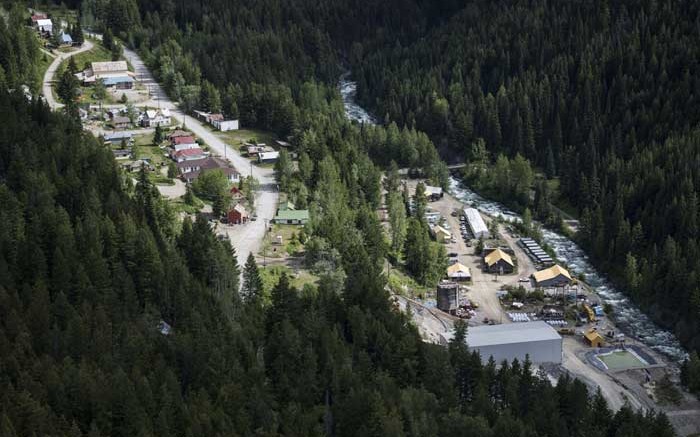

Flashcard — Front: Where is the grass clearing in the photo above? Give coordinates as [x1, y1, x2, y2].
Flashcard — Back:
[388, 267, 432, 298]
[259, 265, 318, 297]
[260, 224, 306, 258]
[597, 350, 647, 370]
[216, 128, 276, 150]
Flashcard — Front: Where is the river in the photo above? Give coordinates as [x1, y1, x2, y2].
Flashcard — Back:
[339, 76, 687, 362]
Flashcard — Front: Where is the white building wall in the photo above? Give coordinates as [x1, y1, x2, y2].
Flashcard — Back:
[218, 120, 239, 131]
[469, 338, 562, 364]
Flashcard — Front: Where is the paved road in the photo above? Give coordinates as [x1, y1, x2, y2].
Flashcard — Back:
[42, 40, 95, 109]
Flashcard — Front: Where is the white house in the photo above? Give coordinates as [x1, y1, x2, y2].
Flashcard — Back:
[36, 19, 53, 34]
[141, 109, 171, 127]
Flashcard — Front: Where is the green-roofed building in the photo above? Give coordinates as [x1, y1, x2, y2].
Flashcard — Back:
[273, 209, 309, 225]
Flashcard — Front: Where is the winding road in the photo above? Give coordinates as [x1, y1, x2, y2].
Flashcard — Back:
[42, 39, 94, 109]
[42, 39, 278, 267]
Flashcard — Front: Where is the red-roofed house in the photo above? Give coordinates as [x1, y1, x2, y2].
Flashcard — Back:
[227, 203, 248, 224]
[173, 148, 207, 162]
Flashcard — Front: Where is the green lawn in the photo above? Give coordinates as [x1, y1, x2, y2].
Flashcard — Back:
[133, 135, 169, 167]
[58, 38, 112, 74]
[216, 128, 276, 150]
[259, 265, 318, 298]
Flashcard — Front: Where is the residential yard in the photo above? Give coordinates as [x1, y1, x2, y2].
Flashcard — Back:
[259, 265, 318, 298]
[57, 38, 111, 73]
[216, 128, 276, 151]
[259, 224, 305, 259]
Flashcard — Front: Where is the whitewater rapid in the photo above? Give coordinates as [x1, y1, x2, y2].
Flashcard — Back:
[339, 77, 687, 362]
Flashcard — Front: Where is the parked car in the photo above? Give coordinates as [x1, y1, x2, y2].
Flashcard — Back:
[448, 252, 459, 258]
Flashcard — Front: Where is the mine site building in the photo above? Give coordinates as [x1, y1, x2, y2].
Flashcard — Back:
[441, 321, 563, 364]
[431, 225, 452, 243]
[78, 61, 135, 89]
[483, 248, 515, 274]
[436, 281, 460, 313]
[447, 263, 471, 282]
[463, 207, 490, 239]
[584, 330, 605, 348]
[532, 265, 572, 288]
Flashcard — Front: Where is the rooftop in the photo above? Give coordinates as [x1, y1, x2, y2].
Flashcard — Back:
[484, 248, 514, 267]
[458, 321, 561, 347]
[532, 265, 572, 283]
[92, 61, 129, 74]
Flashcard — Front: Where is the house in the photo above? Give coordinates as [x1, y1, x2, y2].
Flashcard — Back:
[584, 329, 604, 348]
[273, 209, 310, 225]
[177, 157, 240, 183]
[227, 203, 249, 224]
[141, 109, 171, 127]
[447, 263, 471, 282]
[173, 142, 200, 152]
[532, 265, 572, 288]
[36, 18, 53, 35]
[167, 130, 191, 141]
[31, 13, 48, 25]
[59, 32, 73, 46]
[213, 119, 239, 131]
[483, 248, 515, 274]
[172, 135, 197, 147]
[230, 186, 245, 202]
[112, 149, 132, 160]
[258, 151, 280, 163]
[78, 61, 135, 89]
[103, 132, 133, 145]
[173, 148, 207, 162]
[424, 185, 444, 201]
[431, 225, 452, 243]
[182, 166, 239, 184]
[111, 116, 130, 129]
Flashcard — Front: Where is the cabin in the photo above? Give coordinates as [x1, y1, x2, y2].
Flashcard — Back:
[483, 248, 515, 274]
[111, 116, 130, 129]
[103, 132, 133, 145]
[173, 148, 207, 162]
[447, 263, 471, 282]
[227, 203, 248, 224]
[36, 18, 53, 35]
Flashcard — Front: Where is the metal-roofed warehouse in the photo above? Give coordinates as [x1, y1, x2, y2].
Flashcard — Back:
[463, 207, 490, 239]
[442, 321, 562, 364]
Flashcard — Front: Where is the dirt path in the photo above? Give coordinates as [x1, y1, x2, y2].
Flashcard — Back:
[41, 39, 95, 109]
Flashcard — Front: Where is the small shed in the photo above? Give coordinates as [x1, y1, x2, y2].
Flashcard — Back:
[483, 248, 514, 274]
[584, 330, 604, 348]
[258, 151, 280, 163]
[447, 263, 471, 282]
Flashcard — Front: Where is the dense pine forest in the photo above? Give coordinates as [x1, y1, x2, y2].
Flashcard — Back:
[81, 0, 700, 354]
[0, 0, 684, 434]
[0, 87, 679, 436]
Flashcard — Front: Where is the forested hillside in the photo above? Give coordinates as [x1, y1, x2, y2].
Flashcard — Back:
[349, 0, 700, 352]
[0, 88, 677, 436]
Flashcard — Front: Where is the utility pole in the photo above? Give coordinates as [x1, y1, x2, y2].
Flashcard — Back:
[263, 218, 268, 268]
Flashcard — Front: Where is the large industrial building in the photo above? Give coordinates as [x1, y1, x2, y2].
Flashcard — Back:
[483, 248, 515, 274]
[442, 321, 562, 364]
[463, 207, 490, 239]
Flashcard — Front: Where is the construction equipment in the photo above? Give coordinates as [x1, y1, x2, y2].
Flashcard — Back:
[583, 303, 596, 323]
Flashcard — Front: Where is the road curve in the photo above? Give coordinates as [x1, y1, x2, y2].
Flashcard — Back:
[42, 40, 95, 109]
